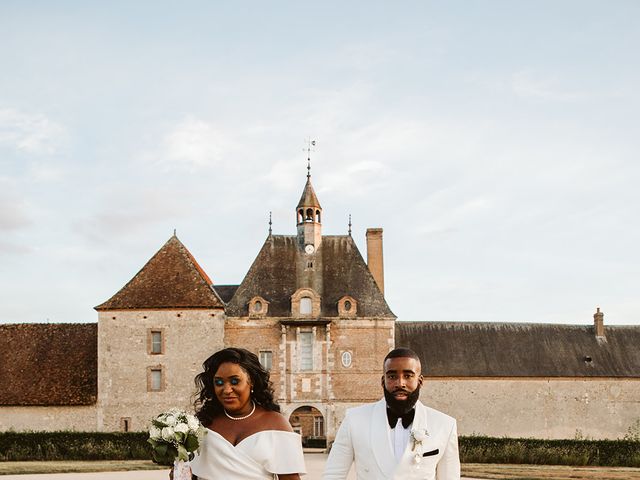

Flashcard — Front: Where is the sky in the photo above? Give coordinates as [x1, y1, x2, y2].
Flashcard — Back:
[1, 1, 639, 326]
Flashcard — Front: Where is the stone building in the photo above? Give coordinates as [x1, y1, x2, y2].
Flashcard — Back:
[399, 317, 640, 439]
[222, 174, 395, 445]
[1, 170, 639, 440]
[0, 323, 97, 431]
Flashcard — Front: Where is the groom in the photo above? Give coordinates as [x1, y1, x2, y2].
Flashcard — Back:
[322, 347, 460, 480]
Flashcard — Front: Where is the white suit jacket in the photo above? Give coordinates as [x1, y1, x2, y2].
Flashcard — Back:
[322, 399, 460, 480]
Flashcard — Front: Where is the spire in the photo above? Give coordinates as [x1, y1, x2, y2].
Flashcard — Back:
[296, 140, 322, 249]
[296, 177, 322, 210]
[306, 138, 315, 179]
[268, 211, 273, 236]
[348, 214, 352, 236]
[297, 139, 321, 210]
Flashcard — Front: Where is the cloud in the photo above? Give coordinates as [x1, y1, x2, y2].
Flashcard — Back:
[0, 108, 68, 155]
[0, 239, 32, 255]
[146, 116, 239, 172]
[415, 196, 493, 238]
[74, 188, 192, 243]
[511, 70, 587, 102]
[27, 161, 65, 182]
[0, 191, 32, 232]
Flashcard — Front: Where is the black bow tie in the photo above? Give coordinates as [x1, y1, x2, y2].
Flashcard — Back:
[386, 407, 415, 429]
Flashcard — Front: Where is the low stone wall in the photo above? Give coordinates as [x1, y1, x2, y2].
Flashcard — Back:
[422, 377, 640, 439]
[0, 405, 97, 432]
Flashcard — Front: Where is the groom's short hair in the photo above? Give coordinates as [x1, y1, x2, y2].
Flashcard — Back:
[384, 347, 422, 365]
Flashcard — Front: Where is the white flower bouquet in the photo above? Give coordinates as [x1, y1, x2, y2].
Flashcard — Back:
[148, 408, 207, 479]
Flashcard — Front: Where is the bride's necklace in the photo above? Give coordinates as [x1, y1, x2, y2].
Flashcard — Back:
[224, 401, 256, 420]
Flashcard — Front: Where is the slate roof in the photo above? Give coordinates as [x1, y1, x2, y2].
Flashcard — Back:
[213, 285, 239, 304]
[0, 323, 97, 405]
[226, 235, 395, 318]
[396, 321, 640, 378]
[297, 177, 321, 209]
[95, 235, 224, 310]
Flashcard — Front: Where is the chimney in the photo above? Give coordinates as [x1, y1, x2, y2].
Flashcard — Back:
[594, 307, 605, 338]
[366, 228, 384, 295]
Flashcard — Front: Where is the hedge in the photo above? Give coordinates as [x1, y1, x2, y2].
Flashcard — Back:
[460, 436, 640, 467]
[0, 431, 151, 461]
[0, 432, 639, 467]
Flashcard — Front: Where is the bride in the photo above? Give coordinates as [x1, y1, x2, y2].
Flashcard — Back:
[187, 347, 306, 479]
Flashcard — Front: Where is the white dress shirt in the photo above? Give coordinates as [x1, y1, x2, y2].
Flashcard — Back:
[390, 418, 411, 462]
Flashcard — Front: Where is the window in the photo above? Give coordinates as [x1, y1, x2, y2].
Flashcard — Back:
[151, 331, 162, 354]
[341, 351, 352, 368]
[148, 367, 164, 392]
[249, 296, 269, 317]
[338, 296, 357, 317]
[313, 416, 324, 437]
[259, 351, 273, 371]
[148, 328, 164, 355]
[291, 288, 318, 317]
[121, 417, 132, 432]
[300, 297, 312, 315]
[300, 332, 313, 371]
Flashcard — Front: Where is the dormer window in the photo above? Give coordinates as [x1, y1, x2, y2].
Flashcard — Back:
[249, 296, 269, 318]
[300, 297, 312, 315]
[291, 288, 320, 318]
[338, 295, 357, 317]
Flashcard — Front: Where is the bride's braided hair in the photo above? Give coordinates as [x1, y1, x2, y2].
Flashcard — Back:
[194, 347, 280, 425]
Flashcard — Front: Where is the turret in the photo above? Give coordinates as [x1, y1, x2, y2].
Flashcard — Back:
[296, 164, 322, 253]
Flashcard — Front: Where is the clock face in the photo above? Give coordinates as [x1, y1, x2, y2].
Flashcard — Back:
[305, 244, 315, 254]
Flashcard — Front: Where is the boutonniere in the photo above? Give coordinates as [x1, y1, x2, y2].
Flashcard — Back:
[410, 428, 429, 464]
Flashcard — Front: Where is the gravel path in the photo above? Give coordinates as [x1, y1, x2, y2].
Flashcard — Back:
[0, 454, 481, 479]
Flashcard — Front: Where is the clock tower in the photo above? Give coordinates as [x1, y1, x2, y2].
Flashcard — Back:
[296, 167, 322, 252]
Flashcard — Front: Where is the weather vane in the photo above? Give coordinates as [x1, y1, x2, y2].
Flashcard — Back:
[348, 214, 352, 236]
[268, 211, 273, 236]
[304, 138, 316, 178]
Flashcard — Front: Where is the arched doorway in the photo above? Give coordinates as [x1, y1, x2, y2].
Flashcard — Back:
[289, 406, 326, 448]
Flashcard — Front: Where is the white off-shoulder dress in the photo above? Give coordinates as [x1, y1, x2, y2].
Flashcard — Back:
[189, 429, 306, 479]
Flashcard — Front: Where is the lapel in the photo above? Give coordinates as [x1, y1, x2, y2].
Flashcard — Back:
[397, 401, 429, 470]
[370, 398, 396, 478]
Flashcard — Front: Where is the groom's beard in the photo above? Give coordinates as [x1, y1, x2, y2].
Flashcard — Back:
[383, 385, 421, 415]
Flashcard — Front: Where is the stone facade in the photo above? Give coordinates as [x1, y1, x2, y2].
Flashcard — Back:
[421, 378, 640, 440]
[0, 406, 97, 431]
[225, 317, 395, 442]
[97, 309, 224, 431]
[2, 169, 639, 442]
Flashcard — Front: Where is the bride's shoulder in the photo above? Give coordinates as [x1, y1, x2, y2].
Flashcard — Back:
[257, 409, 293, 433]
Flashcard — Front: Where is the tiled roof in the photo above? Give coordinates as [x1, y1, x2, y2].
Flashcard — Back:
[0, 323, 97, 405]
[396, 321, 640, 377]
[95, 235, 224, 310]
[226, 235, 395, 318]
